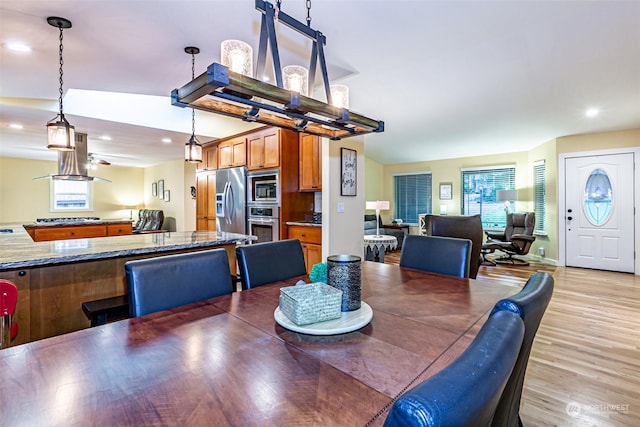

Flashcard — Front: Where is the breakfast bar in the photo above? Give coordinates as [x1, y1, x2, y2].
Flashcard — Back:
[0, 224, 255, 344]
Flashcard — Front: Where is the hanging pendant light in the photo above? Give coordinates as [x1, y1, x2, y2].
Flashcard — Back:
[46, 17, 75, 151]
[283, 65, 309, 96]
[184, 46, 203, 163]
[221, 40, 253, 77]
[330, 84, 349, 109]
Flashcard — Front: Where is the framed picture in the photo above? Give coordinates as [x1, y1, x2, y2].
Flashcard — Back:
[157, 179, 164, 199]
[340, 148, 357, 196]
[163, 190, 170, 202]
[152, 182, 158, 197]
[439, 182, 453, 200]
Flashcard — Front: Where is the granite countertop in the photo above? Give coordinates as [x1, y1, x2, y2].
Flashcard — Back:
[285, 221, 322, 227]
[0, 224, 256, 271]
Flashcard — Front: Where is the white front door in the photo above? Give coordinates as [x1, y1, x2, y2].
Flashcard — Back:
[564, 153, 635, 273]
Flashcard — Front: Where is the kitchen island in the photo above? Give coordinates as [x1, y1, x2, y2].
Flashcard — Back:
[0, 225, 255, 345]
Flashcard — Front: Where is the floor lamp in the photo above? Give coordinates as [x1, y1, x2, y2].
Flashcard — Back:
[496, 189, 518, 214]
[366, 200, 390, 237]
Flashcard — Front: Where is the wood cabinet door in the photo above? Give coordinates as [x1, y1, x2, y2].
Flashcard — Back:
[299, 133, 321, 191]
[303, 243, 322, 272]
[218, 142, 233, 168]
[248, 129, 280, 170]
[196, 172, 217, 231]
[107, 223, 132, 236]
[231, 138, 246, 166]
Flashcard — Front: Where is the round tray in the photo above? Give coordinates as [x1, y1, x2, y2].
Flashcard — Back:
[274, 302, 373, 335]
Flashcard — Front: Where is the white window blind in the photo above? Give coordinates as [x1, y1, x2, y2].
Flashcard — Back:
[461, 165, 515, 228]
[533, 160, 546, 232]
[394, 173, 432, 224]
[51, 180, 92, 211]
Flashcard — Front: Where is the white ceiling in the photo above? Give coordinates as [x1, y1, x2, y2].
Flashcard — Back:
[1, 1, 639, 168]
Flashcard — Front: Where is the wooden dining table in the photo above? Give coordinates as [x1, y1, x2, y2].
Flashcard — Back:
[0, 261, 518, 426]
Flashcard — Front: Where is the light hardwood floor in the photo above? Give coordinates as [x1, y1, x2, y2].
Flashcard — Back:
[384, 251, 640, 426]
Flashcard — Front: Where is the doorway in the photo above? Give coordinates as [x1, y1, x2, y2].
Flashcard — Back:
[559, 149, 637, 273]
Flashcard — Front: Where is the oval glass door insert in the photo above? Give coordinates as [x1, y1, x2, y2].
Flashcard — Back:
[584, 168, 612, 225]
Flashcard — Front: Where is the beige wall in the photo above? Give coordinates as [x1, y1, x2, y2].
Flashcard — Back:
[0, 157, 143, 223]
[322, 136, 365, 259]
[556, 128, 640, 154]
[0, 156, 194, 231]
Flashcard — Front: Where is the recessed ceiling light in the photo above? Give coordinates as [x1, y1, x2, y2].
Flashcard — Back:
[9, 123, 24, 129]
[98, 135, 112, 141]
[585, 108, 600, 118]
[7, 43, 32, 53]
[162, 138, 172, 143]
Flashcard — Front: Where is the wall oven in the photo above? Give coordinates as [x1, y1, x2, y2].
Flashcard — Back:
[247, 206, 280, 243]
[247, 170, 279, 204]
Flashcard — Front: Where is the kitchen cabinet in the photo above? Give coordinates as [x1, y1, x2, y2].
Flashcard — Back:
[218, 136, 246, 168]
[196, 144, 218, 172]
[196, 171, 217, 231]
[107, 223, 133, 236]
[299, 133, 321, 191]
[287, 225, 322, 272]
[248, 128, 280, 171]
[26, 222, 132, 242]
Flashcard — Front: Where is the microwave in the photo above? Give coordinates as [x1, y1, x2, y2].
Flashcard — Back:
[248, 171, 279, 204]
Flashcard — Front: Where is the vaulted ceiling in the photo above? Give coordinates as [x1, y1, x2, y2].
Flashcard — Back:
[1, 1, 639, 167]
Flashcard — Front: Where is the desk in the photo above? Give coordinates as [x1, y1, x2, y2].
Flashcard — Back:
[383, 223, 410, 234]
[0, 262, 516, 426]
[364, 234, 398, 262]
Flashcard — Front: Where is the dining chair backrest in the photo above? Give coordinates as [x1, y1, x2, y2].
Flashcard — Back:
[236, 239, 307, 290]
[125, 248, 234, 317]
[490, 272, 554, 427]
[384, 310, 525, 427]
[399, 234, 472, 278]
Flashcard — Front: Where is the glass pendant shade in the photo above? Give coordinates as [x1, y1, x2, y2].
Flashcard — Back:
[221, 40, 253, 77]
[330, 84, 349, 109]
[47, 115, 75, 151]
[185, 135, 203, 163]
[283, 65, 309, 96]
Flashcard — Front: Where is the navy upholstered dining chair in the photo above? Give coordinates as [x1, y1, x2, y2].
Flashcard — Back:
[235, 239, 307, 290]
[490, 272, 554, 427]
[125, 248, 234, 317]
[384, 310, 525, 427]
[399, 234, 473, 278]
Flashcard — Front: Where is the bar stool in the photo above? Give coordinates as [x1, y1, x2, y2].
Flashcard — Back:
[1, 279, 18, 349]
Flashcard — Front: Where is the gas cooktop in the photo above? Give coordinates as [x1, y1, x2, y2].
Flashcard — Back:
[35, 217, 100, 224]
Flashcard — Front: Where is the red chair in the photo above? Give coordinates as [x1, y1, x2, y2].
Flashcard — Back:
[1, 279, 18, 349]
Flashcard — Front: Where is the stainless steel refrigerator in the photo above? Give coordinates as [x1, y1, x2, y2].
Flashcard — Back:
[215, 166, 247, 234]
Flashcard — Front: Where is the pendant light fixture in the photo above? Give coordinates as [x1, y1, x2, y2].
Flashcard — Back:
[221, 40, 253, 77]
[46, 17, 75, 151]
[184, 46, 203, 163]
[172, 0, 384, 140]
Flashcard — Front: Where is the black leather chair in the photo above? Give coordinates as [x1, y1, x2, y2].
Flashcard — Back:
[133, 209, 165, 233]
[236, 239, 307, 290]
[482, 212, 536, 266]
[384, 310, 525, 427]
[421, 214, 483, 278]
[125, 249, 234, 317]
[490, 272, 554, 427]
[399, 234, 473, 278]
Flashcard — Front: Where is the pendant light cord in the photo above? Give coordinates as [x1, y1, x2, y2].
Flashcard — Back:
[58, 26, 65, 116]
[306, 0, 312, 26]
[191, 51, 196, 137]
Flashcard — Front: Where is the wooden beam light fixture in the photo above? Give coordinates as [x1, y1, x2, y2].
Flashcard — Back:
[172, 0, 384, 140]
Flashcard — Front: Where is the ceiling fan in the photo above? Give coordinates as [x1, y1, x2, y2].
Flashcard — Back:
[88, 153, 111, 167]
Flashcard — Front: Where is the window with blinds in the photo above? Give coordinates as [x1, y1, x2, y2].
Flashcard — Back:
[461, 165, 515, 228]
[533, 160, 546, 232]
[394, 173, 432, 224]
[51, 179, 92, 211]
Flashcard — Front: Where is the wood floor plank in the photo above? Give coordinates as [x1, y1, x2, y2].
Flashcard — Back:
[383, 250, 640, 426]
